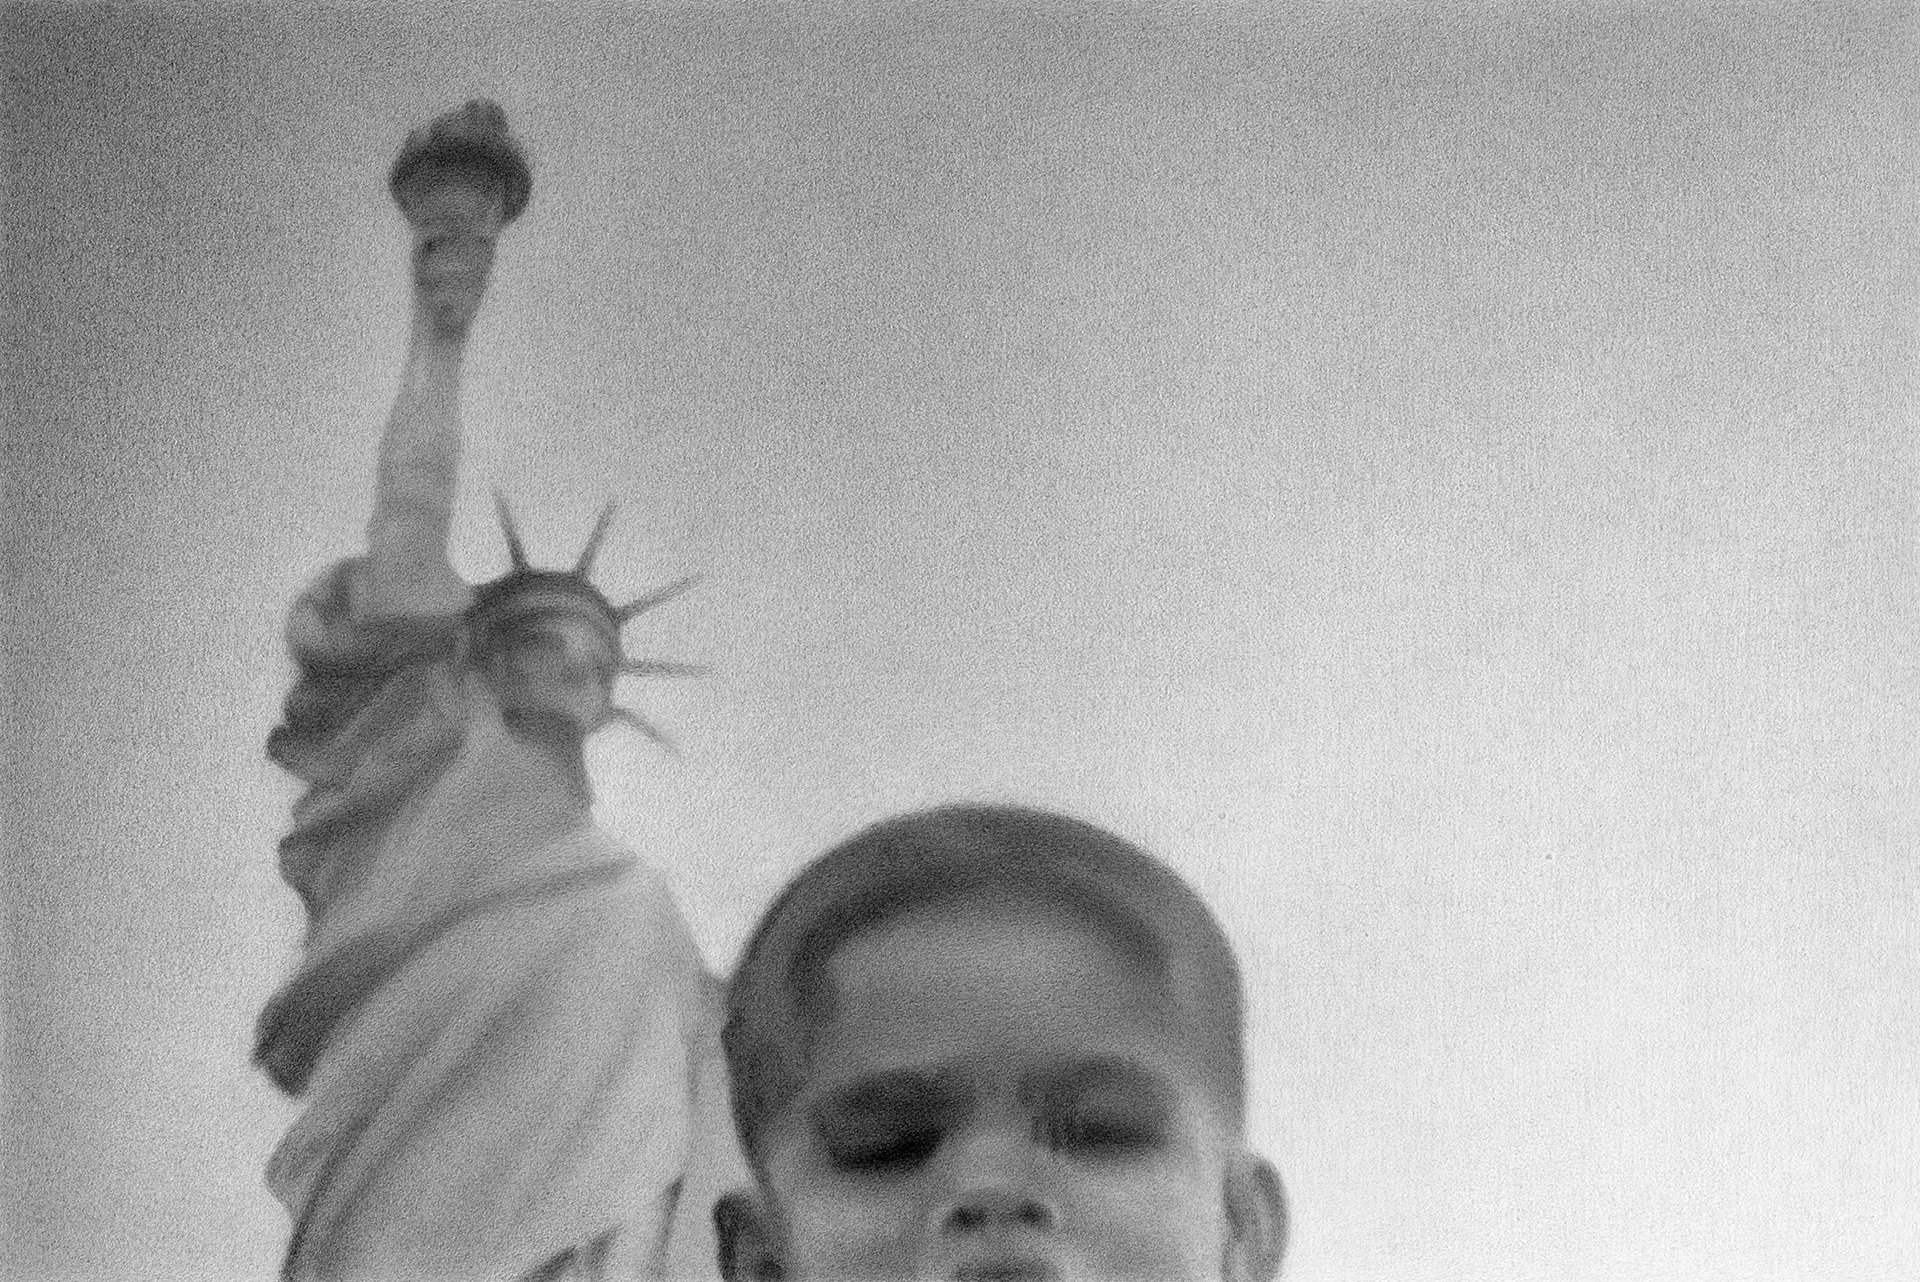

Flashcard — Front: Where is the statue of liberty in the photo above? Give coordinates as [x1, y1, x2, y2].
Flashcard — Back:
[255, 101, 745, 1281]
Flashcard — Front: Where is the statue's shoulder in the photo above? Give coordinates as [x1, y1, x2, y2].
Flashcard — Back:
[269, 556, 468, 785]
[285, 556, 471, 669]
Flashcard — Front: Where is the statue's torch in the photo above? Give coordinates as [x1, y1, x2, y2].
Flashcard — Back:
[387, 99, 533, 340]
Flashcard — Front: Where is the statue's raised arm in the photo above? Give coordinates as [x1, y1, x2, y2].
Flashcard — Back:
[256, 102, 742, 1282]
[367, 99, 528, 615]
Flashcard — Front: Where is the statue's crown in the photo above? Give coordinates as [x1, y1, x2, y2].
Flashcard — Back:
[468, 493, 702, 750]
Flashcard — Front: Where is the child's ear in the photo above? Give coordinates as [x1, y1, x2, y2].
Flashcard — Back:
[1221, 1152, 1288, 1282]
[714, 1188, 786, 1282]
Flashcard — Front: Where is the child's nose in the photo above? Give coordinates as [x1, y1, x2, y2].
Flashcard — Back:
[931, 1127, 1059, 1237]
[942, 1187, 1057, 1235]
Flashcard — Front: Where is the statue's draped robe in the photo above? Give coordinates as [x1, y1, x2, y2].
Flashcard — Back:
[257, 557, 745, 1280]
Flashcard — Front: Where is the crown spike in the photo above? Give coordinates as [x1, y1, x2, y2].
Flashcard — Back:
[615, 574, 699, 623]
[574, 501, 617, 577]
[620, 659, 709, 678]
[607, 705, 678, 756]
[493, 489, 531, 571]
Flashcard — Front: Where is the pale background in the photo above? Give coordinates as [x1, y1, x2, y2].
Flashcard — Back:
[3, 3, 1914, 1279]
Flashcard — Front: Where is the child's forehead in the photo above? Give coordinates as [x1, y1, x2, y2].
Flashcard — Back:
[823, 893, 1169, 1005]
[725, 809, 1252, 1158]
[798, 896, 1207, 1090]
[807, 1054, 1189, 1130]
[838, 886, 1164, 968]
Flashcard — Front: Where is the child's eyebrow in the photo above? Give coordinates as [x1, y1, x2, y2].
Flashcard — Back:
[1020, 1056, 1176, 1110]
[813, 1068, 964, 1121]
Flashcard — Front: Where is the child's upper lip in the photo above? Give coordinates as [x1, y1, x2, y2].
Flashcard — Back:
[949, 1254, 1060, 1282]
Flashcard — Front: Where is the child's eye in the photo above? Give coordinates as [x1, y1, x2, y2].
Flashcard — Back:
[813, 1070, 960, 1175]
[1048, 1113, 1163, 1159]
[830, 1128, 944, 1173]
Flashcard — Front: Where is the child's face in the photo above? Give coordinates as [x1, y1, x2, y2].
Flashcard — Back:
[729, 896, 1282, 1281]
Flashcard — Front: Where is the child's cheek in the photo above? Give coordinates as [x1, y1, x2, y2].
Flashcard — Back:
[1064, 1155, 1228, 1280]
[783, 1182, 922, 1281]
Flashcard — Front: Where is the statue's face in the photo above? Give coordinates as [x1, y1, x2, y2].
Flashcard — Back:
[482, 615, 618, 735]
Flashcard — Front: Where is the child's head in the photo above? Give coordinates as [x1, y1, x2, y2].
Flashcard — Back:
[718, 804, 1286, 1281]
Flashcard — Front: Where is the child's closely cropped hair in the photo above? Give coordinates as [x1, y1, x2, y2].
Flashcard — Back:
[717, 804, 1288, 1281]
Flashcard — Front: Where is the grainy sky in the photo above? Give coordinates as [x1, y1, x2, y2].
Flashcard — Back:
[3, 3, 1914, 1280]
